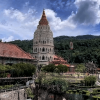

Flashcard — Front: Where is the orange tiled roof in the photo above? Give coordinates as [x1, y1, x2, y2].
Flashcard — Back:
[97, 68, 100, 70]
[0, 42, 34, 60]
[55, 64, 70, 67]
[53, 55, 67, 62]
[50, 55, 71, 67]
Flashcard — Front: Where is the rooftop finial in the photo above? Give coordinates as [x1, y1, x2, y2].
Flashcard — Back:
[39, 9, 48, 25]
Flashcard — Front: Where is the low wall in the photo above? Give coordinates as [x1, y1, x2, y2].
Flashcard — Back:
[0, 89, 27, 100]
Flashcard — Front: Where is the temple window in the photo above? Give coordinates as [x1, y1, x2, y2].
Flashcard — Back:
[42, 47, 45, 52]
[42, 56, 45, 60]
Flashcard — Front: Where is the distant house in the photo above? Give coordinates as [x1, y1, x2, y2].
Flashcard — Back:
[50, 55, 75, 72]
[0, 41, 35, 65]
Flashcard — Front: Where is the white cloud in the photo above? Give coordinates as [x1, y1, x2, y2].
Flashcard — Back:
[1, 6, 100, 41]
[4, 8, 26, 22]
[45, 9, 76, 30]
[70, 0, 100, 25]
[2, 36, 14, 42]
[1, 8, 39, 40]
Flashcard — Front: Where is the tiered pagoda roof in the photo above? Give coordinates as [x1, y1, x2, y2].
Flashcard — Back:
[39, 10, 48, 25]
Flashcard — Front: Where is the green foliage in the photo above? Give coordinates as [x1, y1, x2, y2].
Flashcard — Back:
[92, 96, 98, 100]
[84, 75, 96, 86]
[42, 77, 68, 92]
[9, 35, 100, 67]
[0, 63, 36, 77]
[0, 85, 14, 90]
[0, 64, 12, 71]
[12, 63, 36, 77]
[75, 63, 86, 73]
[25, 88, 34, 99]
[42, 64, 68, 73]
[0, 64, 14, 77]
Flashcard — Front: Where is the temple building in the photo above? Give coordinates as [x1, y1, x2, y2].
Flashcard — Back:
[32, 10, 74, 72]
[32, 10, 54, 66]
[0, 10, 74, 72]
[51, 55, 75, 72]
[0, 41, 35, 65]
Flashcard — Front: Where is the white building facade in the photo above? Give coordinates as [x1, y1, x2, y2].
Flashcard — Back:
[33, 10, 54, 66]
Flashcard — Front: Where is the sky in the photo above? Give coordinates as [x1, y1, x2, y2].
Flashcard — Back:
[0, 0, 100, 42]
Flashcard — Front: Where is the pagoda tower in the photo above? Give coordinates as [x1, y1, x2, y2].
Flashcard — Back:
[33, 10, 54, 66]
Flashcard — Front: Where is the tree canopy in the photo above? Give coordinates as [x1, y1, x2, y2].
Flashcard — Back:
[10, 35, 100, 67]
[42, 64, 68, 73]
[0, 63, 36, 77]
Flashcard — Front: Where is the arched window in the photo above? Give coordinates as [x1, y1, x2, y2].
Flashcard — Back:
[42, 56, 45, 60]
[42, 47, 45, 52]
[43, 41, 44, 44]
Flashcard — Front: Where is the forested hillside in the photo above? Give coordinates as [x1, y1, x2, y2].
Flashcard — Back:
[9, 35, 100, 67]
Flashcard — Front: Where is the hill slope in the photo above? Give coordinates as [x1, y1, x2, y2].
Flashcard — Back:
[9, 35, 100, 67]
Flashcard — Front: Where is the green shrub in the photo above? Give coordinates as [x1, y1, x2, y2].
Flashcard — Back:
[73, 90, 77, 93]
[68, 90, 72, 93]
[84, 75, 96, 86]
[92, 96, 98, 100]
[25, 88, 34, 99]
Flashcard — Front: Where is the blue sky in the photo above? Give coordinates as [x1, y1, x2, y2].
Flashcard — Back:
[0, 0, 100, 42]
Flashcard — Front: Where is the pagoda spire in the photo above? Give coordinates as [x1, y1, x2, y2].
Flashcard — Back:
[39, 9, 48, 25]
